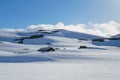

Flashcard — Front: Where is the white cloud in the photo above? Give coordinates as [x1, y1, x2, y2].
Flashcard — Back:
[26, 21, 120, 37]
[91, 21, 120, 37]
[1, 21, 120, 37]
[0, 28, 24, 32]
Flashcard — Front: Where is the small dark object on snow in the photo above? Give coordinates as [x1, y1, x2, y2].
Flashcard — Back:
[63, 48, 66, 49]
[23, 48, 29, 50]
[46, 43, 51, 45]
[78, 45, 87, 49]
[55, 48, 60, 50]
[92, 39, 104, 42]
[38, 46, 55, 52]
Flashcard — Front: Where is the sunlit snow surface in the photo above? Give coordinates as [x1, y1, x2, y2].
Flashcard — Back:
[0, 29, 120, 80]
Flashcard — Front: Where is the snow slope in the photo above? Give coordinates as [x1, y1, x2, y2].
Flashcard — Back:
[0, 29, 101, 44]
[0, 41, 120, 80]
[0, 29, 120, 80]
[92, 34, 120, 47]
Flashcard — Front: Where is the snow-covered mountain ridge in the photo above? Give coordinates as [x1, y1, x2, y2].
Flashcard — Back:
[0, 29, 101, 44]
[0, 29, 120, 47]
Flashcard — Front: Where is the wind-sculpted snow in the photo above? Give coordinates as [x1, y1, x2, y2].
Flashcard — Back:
[0, 29, 120, 80]
[0, 41, 120, 80]
[0, 40, 119, 63]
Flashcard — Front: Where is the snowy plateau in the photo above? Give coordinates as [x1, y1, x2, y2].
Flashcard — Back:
[0, 29, 120, 80]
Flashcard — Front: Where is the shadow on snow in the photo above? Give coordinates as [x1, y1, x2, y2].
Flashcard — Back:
[0, 56, 55, 63]
[0, 54, 103, 63]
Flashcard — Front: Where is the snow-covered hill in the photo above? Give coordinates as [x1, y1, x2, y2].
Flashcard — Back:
[1, 29, 120, 47]
[0, 29, 101, 44]
[0, 29, 120, 80]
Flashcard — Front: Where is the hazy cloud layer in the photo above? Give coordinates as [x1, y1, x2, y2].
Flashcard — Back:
[26, 21, 120, 37]
[1, 21, 120, 37]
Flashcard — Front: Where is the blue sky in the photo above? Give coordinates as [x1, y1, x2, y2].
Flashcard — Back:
[0, 0, 120, 28]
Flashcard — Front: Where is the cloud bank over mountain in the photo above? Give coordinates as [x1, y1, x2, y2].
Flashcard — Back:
[26, 21, 120, 37]
[1, 21, 120, 37]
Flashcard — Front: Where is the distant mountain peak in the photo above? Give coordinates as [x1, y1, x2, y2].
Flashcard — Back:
[111, 34, 120, 38]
